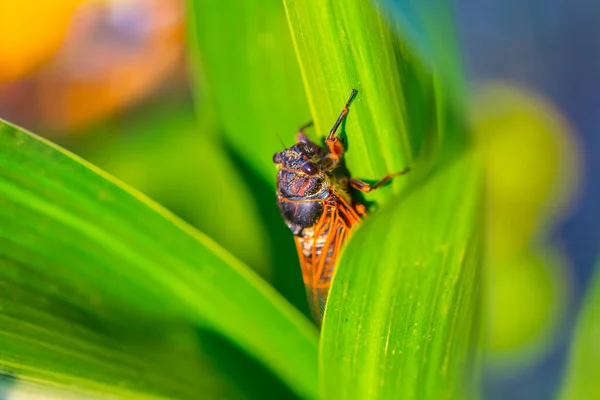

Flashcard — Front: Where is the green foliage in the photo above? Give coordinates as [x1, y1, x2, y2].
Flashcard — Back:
[186, 0, 309, 184]
[0, 120, 318, 399]
[559, 258, 600, 400]
[0, 0, 587, 399]
[282, 0, 432, 204]
[186, 0, 481, 398]
[74, 99, 273, 278]
[186, 0, 313, 313]
[322, 153, 482, 399]
[484, 247, 569, 371]
[471, 84, 578, 374]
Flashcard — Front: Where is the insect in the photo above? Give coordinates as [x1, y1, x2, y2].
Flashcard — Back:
[273, 89, 409, 324]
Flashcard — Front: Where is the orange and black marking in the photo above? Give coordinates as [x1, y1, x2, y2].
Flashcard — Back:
[273, 89, 409, 324]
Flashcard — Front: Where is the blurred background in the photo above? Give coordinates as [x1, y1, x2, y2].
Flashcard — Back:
[0, 1, 596, 399]
[457, 1, 597, 399]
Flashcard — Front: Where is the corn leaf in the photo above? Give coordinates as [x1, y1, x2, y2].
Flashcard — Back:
[186, 0, 314, 314]
[186, 0, 309, 184]
[378, 0, 466, 110]
[282, 0, 443, 206]
[559, 257, 600, 400]
[321, 153, 482, 399]
[0, 120, 318, 399]
[73, 99, 273, 279]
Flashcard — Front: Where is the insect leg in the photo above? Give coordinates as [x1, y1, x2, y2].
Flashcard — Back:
[354, 204, 366, 215]
[350, 168, 410, 192]
[325, 89, 358, 160]
[296, 121, 314, 143]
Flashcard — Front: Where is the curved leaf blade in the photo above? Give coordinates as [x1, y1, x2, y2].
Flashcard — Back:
[186, 0, 314, 315]
[0, 120, 318, 399]
[378, 0, 466, 110]
[282, 0, 437, 205]
[76, 99, 273, 279]
[559, 257, 600, 400]
[186, 0, 309, 184]
[0, 310, 238, 400]
[321, 154, 482, 399]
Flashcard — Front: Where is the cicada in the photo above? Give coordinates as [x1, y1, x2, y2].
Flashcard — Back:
[273, 89, 409, 323]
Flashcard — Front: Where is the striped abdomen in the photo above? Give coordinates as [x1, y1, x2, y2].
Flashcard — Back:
[294, 199, 360, 323]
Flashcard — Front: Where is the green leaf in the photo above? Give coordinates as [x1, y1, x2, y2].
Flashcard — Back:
[186, 0, 313, 315]
[0, 317, 242, 399]
[186, 0, 309, 184]
[73, 98, 273, 278]
[0, 119, 318, 399]
[282, 0, 440, 205]
[559, 258, 600, 400]
[484, 246, 570, 371]
[378, 0, 466, 111]
[321, 153, 482, 399]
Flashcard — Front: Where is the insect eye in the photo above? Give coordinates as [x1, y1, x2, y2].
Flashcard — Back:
[301, 162, 318, 175]
[273, 152, 282, 164]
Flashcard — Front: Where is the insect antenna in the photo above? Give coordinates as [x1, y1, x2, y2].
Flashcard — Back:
[272, 132, 287, 150]
[327, 89, 358, 140]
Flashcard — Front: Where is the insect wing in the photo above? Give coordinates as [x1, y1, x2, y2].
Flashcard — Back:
[294, 197, 361, 323]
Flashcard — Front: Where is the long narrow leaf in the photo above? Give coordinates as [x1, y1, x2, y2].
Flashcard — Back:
[0, 120, 318, 399]
[378, 0, 466, 111]
[186, 0, 317, 315]
[76, 99, 273, 278]
[321, 153, 482, 399]
[282, 0, 438, 205]
[186, 0, 309, 183]
[559, 258, 600, 399]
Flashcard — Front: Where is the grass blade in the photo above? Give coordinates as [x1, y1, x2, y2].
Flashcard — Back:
[559, 257, 600, 400]
[186, 0, 318, 315]
[186, 0, 309, 184]
[282, 0, 440, 204]
[379, 0, 466, 110]
[75, 99, 273, 278]
[0, 119, 318, 399]
[0, 311, 239, 399]
[321, 153, 482, 399]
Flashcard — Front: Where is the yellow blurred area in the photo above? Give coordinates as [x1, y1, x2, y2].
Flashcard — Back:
[0, 1, 84, 82]
[472, 83, 580, 369]
[0, 0, 185, 131]
[473, 84, 579, 260]
[39, 0, 184, 130]
[485, 247, 570, 370]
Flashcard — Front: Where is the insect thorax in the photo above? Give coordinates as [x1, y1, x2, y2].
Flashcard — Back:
[275, 170, 325, 235]
[276, 168, 352, 236]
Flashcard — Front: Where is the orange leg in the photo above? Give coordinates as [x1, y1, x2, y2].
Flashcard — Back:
[350, 168, 410, 193]
[354, 203, 367, 215]
[325, 89, 358, 160]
